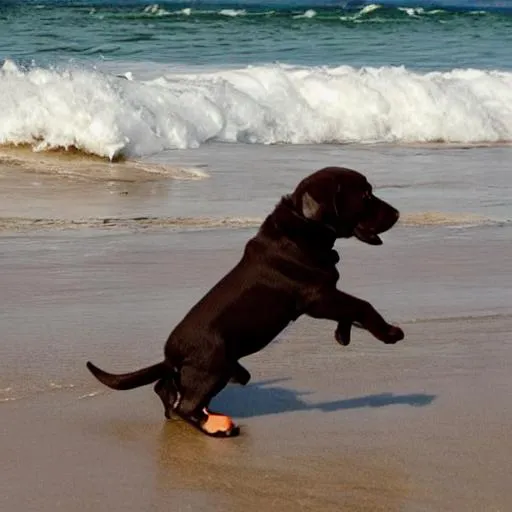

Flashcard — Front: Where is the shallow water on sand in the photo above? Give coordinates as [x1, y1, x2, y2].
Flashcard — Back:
[1, 222, 511, 399]
[1, 140, 511, 396]
[1, 142, 511, 224]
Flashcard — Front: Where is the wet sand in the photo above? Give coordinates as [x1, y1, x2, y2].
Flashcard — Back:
[1, 156, 512, 511]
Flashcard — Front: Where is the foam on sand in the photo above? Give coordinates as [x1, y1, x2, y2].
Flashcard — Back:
[400, 212, 500, 227]
[1, 211, 505, 233]
[0, 145, 209, 182]
[0, 216, 262, 233]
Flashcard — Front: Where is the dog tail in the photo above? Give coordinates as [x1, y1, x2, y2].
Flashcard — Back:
[86, 360, 166, 390]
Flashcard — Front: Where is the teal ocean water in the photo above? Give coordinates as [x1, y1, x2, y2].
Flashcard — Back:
[3, 1, 512, 69]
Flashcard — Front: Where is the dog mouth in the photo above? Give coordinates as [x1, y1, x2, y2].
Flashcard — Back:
[353, 225, 383, 245]
[353, 202, 399, 245]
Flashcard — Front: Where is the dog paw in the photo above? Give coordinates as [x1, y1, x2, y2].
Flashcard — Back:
[335, 320, 352, 346]
[383, 325, 404, 344]
[200, 409, 240, 437]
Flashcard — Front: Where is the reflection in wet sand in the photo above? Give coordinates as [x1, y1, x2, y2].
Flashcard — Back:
[155, 419, 410, 512]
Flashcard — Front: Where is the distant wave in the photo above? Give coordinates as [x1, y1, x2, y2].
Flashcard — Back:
[93, 3, 511, 21]
[349, 1, 512, 14]
[11, 2, 506, 22]
[4, 0, 512, 19]
[2, 59, 512, 159]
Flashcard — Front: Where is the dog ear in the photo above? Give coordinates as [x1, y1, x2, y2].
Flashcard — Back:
[301, 192, 323, 221]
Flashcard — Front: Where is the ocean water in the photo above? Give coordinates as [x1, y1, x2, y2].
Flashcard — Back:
[0, 0, 511, 224]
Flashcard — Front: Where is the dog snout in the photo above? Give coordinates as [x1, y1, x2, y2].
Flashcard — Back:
[360, 196, 400, 239]
[376, 198, 399, 232]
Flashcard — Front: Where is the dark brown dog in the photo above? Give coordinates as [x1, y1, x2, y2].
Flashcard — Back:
[87, 167, 404, 437]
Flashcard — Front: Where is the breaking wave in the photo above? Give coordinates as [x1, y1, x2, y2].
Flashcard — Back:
[1, 59, 512, 159]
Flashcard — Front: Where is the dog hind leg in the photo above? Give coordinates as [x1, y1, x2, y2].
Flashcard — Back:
[154, 370, 180, 419]
[174, 365, 239, 438]
[230, 361, 251, 385]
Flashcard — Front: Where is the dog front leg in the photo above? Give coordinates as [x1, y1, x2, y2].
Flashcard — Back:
[334, 317, 353, 346]
[307, 290, 404, 344]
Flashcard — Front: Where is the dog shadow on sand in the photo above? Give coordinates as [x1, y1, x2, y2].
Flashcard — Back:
[211, 378, 436, 419]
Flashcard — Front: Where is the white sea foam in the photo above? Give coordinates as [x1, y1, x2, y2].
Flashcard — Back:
[358, 4, 382, 16]
[142, 4, 171, 16]
[398, 7, 424, 17]
[1, 60, 512, 159]
[293, 9, 317, 19]
[219, 9, 246, 17]
[78, 390, 104, 399]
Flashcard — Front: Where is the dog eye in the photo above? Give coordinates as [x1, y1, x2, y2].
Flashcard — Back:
[362, 191, 371, 200]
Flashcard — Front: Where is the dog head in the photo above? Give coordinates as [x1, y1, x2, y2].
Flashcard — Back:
[291, 167, 399, 245]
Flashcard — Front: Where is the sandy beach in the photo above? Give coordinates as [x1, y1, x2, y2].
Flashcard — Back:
[1, 149, 511, 512]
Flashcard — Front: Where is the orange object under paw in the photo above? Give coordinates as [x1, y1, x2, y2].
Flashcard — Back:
[201, 408, 235, 434]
